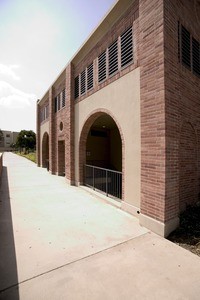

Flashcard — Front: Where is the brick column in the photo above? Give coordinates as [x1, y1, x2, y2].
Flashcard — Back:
[36, 99, 40, 167]
[49, 87, 56, 174]
[139, 0, 173, 236]
[65, 63, 75, 184]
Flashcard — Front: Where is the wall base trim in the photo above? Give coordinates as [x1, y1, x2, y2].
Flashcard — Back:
[65, 177, 75, 185]
[121, 201, 140, 218]
[139, 214, 179, 237]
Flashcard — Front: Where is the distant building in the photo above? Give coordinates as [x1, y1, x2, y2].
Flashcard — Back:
[0, 130, 19, 152]
[36, 0, 200, 237]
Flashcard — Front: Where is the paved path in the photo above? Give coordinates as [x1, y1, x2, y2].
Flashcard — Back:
[0, 152, 200, 300]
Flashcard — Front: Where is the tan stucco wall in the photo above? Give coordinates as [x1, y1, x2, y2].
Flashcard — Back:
[74, 67, 141, 209]
[40, 121, 50, 165]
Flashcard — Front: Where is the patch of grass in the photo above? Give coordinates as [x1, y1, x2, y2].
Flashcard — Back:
[168, 204, 200, 256]
[16, 151, 36, 163]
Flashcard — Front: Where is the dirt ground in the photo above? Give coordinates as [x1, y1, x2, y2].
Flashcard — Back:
[168, 205, 200, 257]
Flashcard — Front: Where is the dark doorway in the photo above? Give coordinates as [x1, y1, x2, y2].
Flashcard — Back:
[42, 132, 49, 170]
[58, 140, 65, 176]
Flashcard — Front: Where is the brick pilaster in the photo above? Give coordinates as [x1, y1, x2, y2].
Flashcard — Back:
[36, 99, 41, 167]
[65, 63, 75, 184]
[49, 87, 56, 174]
[139, 0, 166, 223]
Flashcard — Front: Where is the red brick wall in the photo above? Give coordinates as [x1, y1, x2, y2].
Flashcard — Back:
[48, 65, 75, 182]
[53, 75, 66, 176]
[37, 97, 49, 167]
[164, 0, 200, 219]
[139, 0, 166, 222]
[179, 122, 198, 211]
[140, 0, 200, 224]
[64, 64, 75, 183]
[49, 87, 56, 174]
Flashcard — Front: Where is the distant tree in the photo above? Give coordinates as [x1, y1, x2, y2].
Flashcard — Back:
[16, 130, 36, 153]
[10, 143, 17, 151]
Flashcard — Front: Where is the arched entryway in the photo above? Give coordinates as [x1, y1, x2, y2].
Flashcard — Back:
[179, 122, 198, 212]
[58, 140, 65, 176]
[79, 110, 124, 200]
[42, 132, 49, 170]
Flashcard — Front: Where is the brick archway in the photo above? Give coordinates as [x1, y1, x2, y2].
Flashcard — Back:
[42, 132, 49, 169]
[79, 109, 125, 200]
[179, 121, 198, 212]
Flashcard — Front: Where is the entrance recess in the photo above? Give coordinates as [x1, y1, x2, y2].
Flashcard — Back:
[79, 112, 123, 200]
[42, 132, 49, 170]
[58, 140, 65, 176]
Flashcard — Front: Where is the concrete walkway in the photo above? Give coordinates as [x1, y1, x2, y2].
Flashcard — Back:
[0, 153, 200, 299]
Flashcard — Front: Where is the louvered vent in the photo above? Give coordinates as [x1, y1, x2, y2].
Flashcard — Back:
[192, 38, 200, 75]
[87, 63, 93, 90]
[54, 97, 58, 112]
[57, 94, 61, 111]
[81, 70, 86, 95]
[178, 22, 180, 62]
[62, 89, 66, 108]
[121, 27, 133, 68]
[108, 40, 118, 76]
[98, 51, 107, 82]
[46, 104, 49, 118]
[75, 76, 79, 99]
[181, 25, 191, 68]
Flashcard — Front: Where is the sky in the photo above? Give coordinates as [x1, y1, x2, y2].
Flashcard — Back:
[0, 0, 116, 133]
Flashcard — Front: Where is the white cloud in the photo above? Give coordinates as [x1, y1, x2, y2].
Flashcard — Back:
[0, 81, 36, 109]
[0, 64, 20, 80]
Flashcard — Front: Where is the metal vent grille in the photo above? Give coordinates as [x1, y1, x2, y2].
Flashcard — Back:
[178, 21, 180, 62]
[54, 97, 58, 112]
[181, 25, 191, 68]
[98, 51, 107, 82]
[108, 40, 118, 76]
[40, 110, 44, 122]
[81, 70, 86, 95]
[75, 76, 79, 99]
[192, 38, 200, 75]
[62, 89, 66, 108]
[121, 27, 133, 68]
[46, 104, 49, 119]
[57, 94, 61, 111]
[87, 63, 93, 90]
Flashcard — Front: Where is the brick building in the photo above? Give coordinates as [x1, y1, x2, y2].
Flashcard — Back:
[0, 130, 19, 152]
[37, 0, 200, 237]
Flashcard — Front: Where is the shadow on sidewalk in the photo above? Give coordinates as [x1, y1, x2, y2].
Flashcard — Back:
[0, 166, 19, 299]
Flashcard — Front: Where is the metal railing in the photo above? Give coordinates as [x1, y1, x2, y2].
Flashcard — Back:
[85, 164, 122, 200]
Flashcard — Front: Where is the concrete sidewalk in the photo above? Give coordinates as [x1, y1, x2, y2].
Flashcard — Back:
[0, 152, 200, 299]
